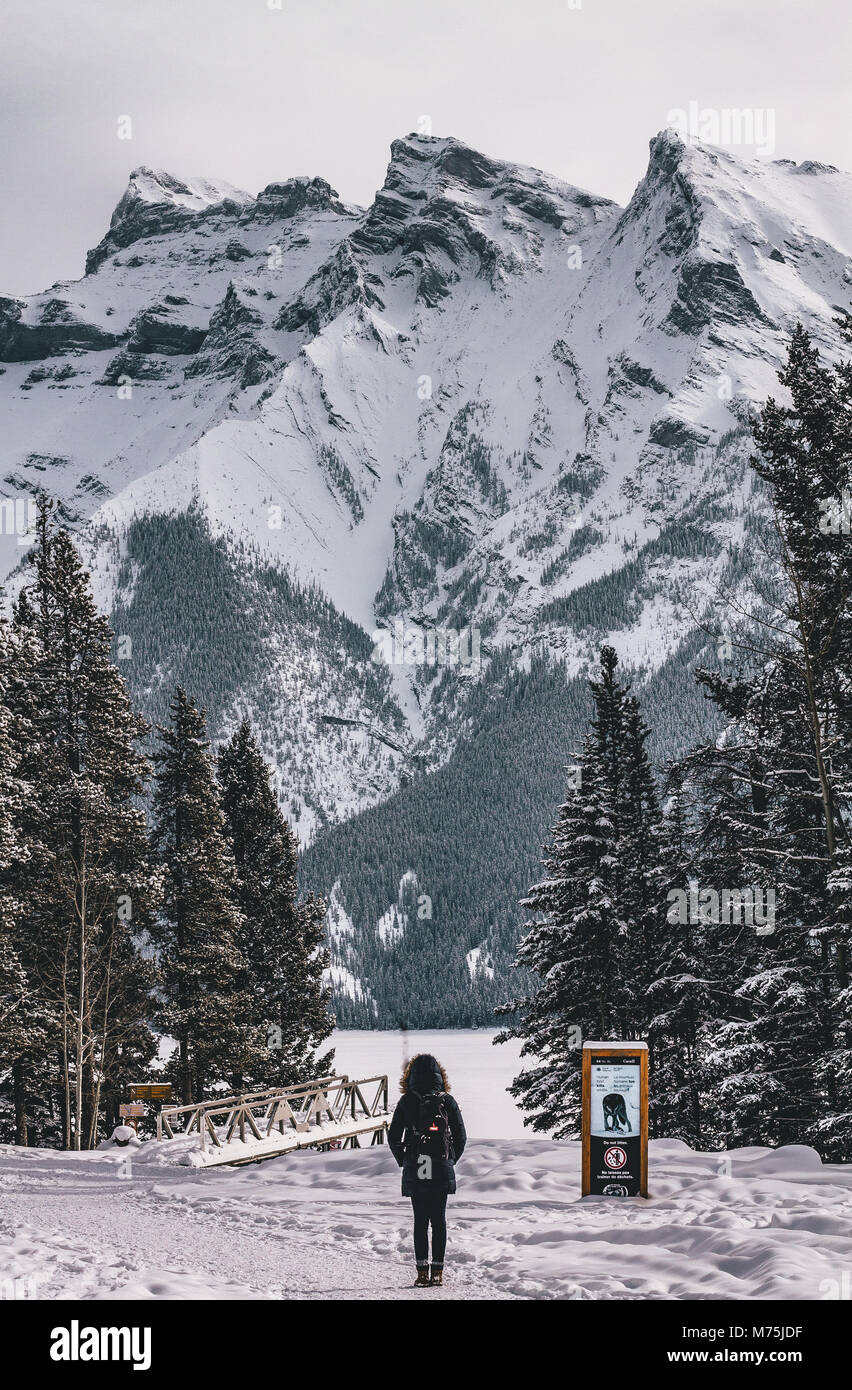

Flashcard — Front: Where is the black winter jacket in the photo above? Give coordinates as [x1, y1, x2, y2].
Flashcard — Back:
[387, 1055, 467, 1196]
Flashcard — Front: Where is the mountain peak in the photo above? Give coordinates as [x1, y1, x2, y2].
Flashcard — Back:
[120, 166, 251, 214]
[352, 131, 616, 265]
[384, 131, 611, 210]
[613, 128, 746, 264]
[253, 175, 357, 221]
[386, 133, 504, 192]
[645, 127, 848, 188]
[85, 168, 252, 274]
[645, 126, 731, 182]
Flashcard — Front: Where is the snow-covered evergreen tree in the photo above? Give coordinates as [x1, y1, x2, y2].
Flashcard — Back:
[0, 617, 37, 1142]
[645, 765, 712, 1146]
[151, 689, 261, 1102]
[620, 695, 666, 1058]
[498, 647, 663, 1137]
[679, 325, 852, 1158]
[218, 719, 333, 1086]
[753, 326, 852, 1159]
[0, 600, 57, 1144]
[1, 501, 159, 1148]
[0, 628, 32, 1124]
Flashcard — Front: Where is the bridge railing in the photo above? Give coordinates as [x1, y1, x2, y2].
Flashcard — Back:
[156, 1074, 390, 1154]
[155, 1076, 349, 1140]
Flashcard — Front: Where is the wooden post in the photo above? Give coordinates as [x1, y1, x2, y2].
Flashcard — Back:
[582, 1042, 648, 1198]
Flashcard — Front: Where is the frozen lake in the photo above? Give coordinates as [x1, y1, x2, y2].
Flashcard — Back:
[330, 1028, 529, 1138]
[155, 1026, 532, 1139]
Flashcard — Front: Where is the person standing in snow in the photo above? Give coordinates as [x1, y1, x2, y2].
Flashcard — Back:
[388, 1053, 467, 1288]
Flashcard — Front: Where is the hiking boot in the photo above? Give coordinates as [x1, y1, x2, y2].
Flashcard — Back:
[414, 1266, 431, 1287]
[430, 1264, 444, 1286]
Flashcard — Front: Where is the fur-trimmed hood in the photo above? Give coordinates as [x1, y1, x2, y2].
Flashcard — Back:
[399, 1053, 450, 1095]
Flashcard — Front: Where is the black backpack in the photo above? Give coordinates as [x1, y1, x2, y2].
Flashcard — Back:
[407, 1090, 452, 1160]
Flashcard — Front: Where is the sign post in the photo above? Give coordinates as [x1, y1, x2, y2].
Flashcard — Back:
[582, 1041, 648, 1197]
[129, 1083, 172, 1104]
[120, 1085, 172, 1137]
[118, 1101, 145, 1134]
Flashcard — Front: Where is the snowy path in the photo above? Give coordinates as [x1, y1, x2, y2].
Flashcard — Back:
[0, 1147, 513, 1300]
[1, 1138, 851, 1300]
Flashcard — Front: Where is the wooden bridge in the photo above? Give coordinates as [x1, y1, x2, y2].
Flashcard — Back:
[155, 1074, 390, 1167]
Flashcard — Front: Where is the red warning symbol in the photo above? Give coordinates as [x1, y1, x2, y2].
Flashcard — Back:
[603, 1145, 627, 1170]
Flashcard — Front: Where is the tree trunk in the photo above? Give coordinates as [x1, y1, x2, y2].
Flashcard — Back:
[181, 1034, 193, 1107]
[12, 1058, 28, 1146]
[60, 1032, 71, 1150]
[74, 928, 85, 1151]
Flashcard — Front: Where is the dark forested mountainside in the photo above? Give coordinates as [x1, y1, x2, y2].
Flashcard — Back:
[303, 631, 724, 1026]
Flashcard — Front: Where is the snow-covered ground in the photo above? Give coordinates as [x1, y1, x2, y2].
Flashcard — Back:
[1, 1135, 850, 1300]
[2, 1028, 851, 1300]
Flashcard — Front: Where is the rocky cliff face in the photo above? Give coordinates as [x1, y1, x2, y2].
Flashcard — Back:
[3, 130, 851, 1021]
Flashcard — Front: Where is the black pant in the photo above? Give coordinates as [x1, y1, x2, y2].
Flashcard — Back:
[410, 1191, 448, 1265]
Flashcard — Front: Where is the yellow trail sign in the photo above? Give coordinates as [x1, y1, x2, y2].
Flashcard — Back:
[129, 1084, 172, 1103]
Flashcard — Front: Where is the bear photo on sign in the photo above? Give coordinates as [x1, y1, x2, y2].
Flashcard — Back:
[590, 1063, 641, 1137]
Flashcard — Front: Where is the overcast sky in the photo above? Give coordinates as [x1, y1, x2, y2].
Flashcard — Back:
[1, 0, 850, 296]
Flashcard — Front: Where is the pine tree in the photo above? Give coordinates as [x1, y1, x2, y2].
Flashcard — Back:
[0, 618, 28, 943]
[0, 636, 31, 1108]
[676, 664, 834, 1151]
[620, 695, 665, 1057]
[0, 600, 58, 1144]
[151, 690, 261, 1102]
[498, 647, 663, 1137]
[0, 616, 42, 1144]
[218, 720, 333, 1086]
[751, 326, 852, 1159]
[678, 324, 852, 1158]
[1, 500, 159, 1148]
[645, 765, 711, 1146]
[749, 325, 852, 873]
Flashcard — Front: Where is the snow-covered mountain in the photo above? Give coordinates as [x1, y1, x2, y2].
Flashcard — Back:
[3, 130, 851, 1021]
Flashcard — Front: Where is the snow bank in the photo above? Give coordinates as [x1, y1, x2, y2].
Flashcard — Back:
[1, 1136, 849, 1300]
